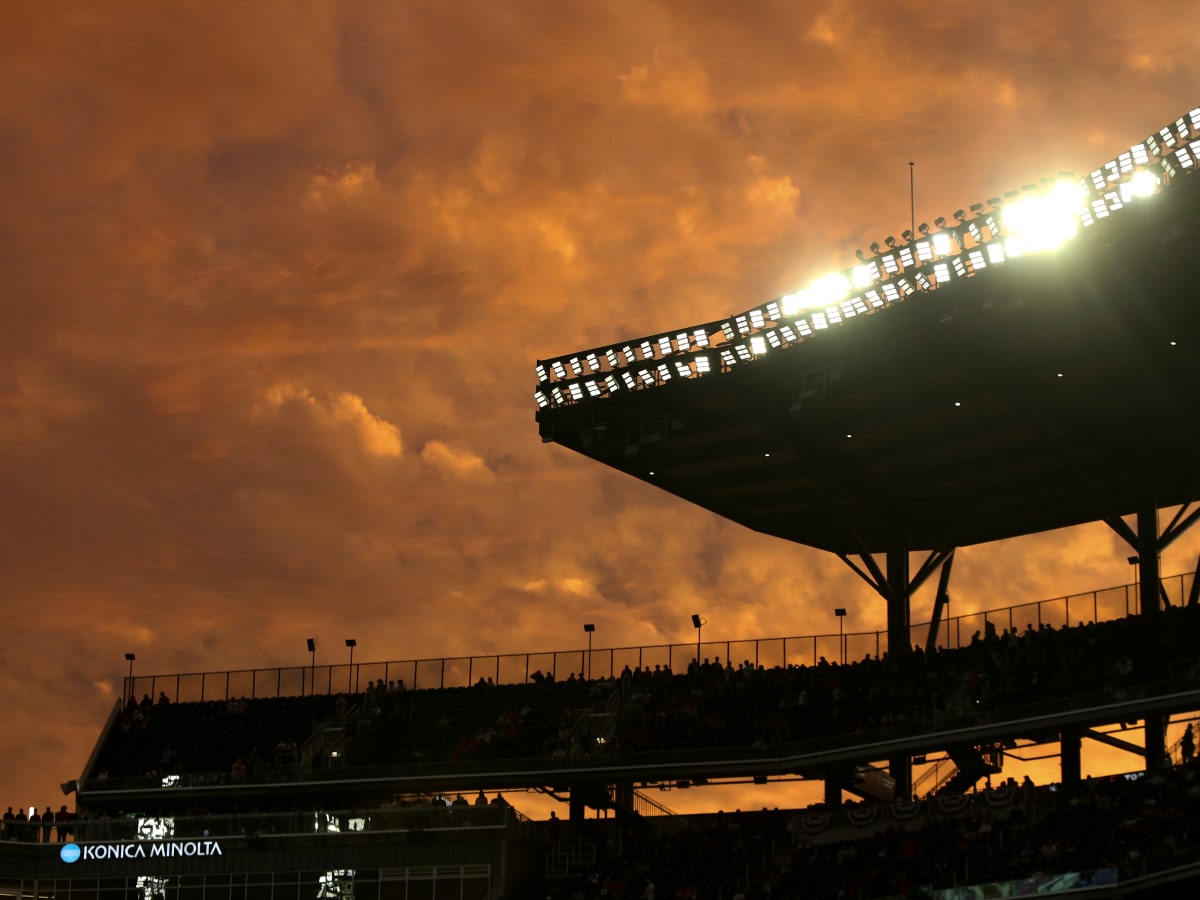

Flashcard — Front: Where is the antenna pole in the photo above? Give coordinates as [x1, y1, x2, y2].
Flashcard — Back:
[909, 161, 915, 238]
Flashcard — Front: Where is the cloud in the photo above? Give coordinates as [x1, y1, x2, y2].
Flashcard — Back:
[258, 383, 403, 460]
[420, 439, 493, 480]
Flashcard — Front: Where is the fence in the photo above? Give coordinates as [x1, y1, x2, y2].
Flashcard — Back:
[126, 570, 1195, 704]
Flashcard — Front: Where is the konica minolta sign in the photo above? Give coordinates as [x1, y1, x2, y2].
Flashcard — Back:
[60, 840, 224, 863]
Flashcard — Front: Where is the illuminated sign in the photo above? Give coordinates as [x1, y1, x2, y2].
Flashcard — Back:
[59, 840, 224, 863]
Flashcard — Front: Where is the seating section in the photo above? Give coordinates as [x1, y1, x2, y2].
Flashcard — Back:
[84, 604, 1200, 789]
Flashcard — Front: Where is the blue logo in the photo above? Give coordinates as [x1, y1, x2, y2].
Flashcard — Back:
[60, 843, 81, 864]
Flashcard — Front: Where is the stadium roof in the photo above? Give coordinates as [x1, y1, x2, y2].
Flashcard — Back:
[536, 112, 1200, 554]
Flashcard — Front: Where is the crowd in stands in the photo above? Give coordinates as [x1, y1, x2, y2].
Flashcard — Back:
[1, 805, 72, 842]
[530, 758, 1200, 898]
[82, 603, 1200, 792]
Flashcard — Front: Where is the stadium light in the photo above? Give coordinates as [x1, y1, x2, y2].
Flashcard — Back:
[307, 638, 317, 697]
[124, 653, 136, 705]
[583, 623, 595, 679]
[534, 105, 1193, 410]
[345, 639, 357, 694]
[691, 613, 706, 666]
[834, 608, 847, 665]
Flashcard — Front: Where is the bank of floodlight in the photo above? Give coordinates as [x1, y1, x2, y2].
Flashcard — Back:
[1173, 140, 1200, 170]
[1120, 169, 1158, 203]
[535, 106, 1195, 409]
[1001, 179, 1086, 254]
[781, 272, 852, 316]
[853, 261, 879, 287]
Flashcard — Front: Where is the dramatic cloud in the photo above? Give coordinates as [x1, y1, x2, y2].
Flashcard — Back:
[0, 0, 1197, 815]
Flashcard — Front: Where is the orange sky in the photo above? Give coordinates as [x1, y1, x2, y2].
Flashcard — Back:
[1, 2, 1198, 816]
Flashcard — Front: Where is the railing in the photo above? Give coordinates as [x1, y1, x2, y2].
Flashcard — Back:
[125, 570, 1195, 704]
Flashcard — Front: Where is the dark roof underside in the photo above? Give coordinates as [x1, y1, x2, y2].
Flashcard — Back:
[538, 174, 1200, 554]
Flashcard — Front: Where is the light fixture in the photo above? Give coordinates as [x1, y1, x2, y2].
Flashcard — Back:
[583, 624, 595, 680]
[834, 608, 847, 665]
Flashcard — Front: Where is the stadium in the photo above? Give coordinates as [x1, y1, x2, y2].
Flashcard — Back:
[4, 105, 1200, 899]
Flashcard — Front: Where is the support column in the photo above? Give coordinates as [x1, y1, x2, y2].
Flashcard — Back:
[1137, 500, 1167, 768]
[887, 541, 913, 800]
[1137, 501, 1161, 617]
[824, 778, 842, 809]
[1061, 729, 1082, 789]
[569, 790, 587, 823]
[886, 543, 911, 656]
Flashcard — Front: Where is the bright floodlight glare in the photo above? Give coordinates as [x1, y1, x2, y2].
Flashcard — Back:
[1120, 169, 1158, 202]
[852, 262, 878, 287]
[932, 232, 953, 256]
[750, 335, 768, 356]
[781, 272, 851, 316]
[1001, 180, 1083, 254]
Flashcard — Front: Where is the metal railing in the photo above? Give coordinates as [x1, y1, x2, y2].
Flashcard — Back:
[125, 570, 1195, 704]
